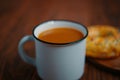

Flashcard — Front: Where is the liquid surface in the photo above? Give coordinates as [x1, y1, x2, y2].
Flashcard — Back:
[38, 27, 84, 43]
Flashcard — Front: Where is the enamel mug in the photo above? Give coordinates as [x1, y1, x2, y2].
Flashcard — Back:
[18, 20, 88, 80]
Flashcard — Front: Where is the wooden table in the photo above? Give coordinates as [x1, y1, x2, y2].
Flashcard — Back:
[0, 0, 120, 80]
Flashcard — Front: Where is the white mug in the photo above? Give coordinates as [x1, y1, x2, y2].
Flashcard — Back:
[18, 20, 88, 80]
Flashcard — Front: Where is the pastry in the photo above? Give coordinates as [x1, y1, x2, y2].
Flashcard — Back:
[86, 25, 120, 59]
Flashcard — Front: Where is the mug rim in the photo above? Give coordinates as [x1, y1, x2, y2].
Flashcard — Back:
[32, 20, 88, 45]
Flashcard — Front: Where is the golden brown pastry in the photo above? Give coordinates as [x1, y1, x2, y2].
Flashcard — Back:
[86, 25, 120, 59]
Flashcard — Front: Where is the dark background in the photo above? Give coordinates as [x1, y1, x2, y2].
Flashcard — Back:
[0, 0, 120, 80]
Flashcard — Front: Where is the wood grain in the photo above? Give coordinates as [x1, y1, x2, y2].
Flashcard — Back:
[87, 57, 120, 73]
[0, 0, 120, 80]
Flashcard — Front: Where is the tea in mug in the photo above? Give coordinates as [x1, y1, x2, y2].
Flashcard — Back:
[38, 27, 84, 43]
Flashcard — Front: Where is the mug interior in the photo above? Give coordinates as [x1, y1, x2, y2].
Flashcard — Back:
[33, 20, 88, 45]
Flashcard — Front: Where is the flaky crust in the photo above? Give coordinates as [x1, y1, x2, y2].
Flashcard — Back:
[86, 25, 120, 59]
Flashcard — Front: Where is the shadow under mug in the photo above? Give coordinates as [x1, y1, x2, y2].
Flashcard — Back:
[18, 20, 88, 80]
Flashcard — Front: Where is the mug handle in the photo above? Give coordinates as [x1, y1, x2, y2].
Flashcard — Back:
[18, 35, 35, 66]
